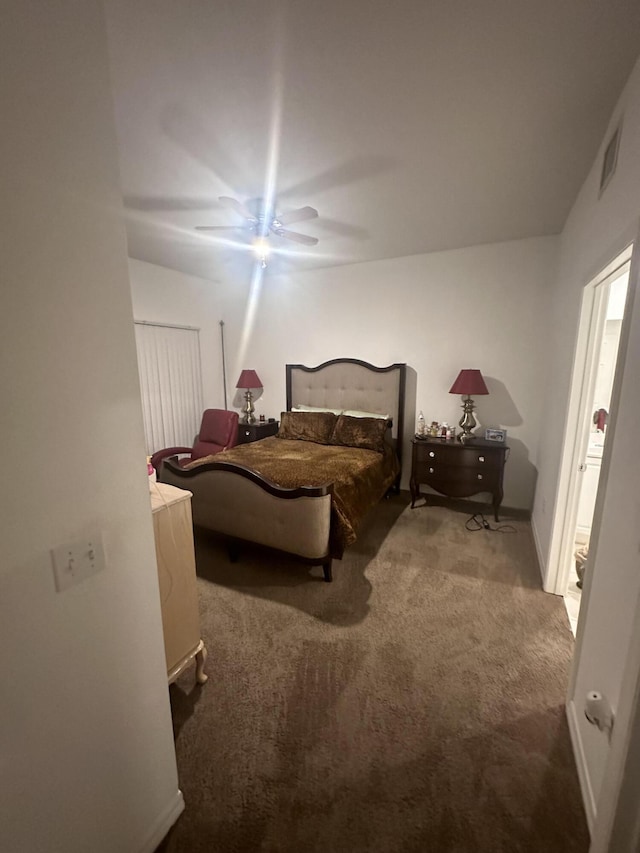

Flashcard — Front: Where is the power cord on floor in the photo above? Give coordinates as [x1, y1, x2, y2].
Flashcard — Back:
[465, 512, 517, 534]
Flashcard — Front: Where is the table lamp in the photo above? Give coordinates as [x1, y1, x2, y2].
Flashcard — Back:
[449, 369, 489, 442]
[236, 369, 263, 424]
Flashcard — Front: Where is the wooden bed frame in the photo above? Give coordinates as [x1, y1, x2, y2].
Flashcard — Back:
[161, 358, 406, 581]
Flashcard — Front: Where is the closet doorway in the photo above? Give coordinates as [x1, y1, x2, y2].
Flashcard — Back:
[546, 247, 632, 635]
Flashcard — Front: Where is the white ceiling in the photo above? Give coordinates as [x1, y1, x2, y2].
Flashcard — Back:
[105, 0, 640, 281]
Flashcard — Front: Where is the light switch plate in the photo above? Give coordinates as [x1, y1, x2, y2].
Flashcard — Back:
[51, 532, 105, 592]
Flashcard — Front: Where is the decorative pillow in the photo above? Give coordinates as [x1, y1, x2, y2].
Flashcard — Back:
[330, 414, 388, 453]
[342, 408, 390, 421]
[292, 404, 344, 416]
[277, 411, 337, 444]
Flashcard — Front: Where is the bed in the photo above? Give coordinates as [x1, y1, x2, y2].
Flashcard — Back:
[160, 358, 406, 581]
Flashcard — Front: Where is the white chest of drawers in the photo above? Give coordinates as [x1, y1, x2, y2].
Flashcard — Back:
[150, 481, 207, 685]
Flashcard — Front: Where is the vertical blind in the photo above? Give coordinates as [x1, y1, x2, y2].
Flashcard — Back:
[134, 322, 203, 455]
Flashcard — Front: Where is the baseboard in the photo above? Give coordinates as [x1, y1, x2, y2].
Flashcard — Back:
[137, 789, 185, 853]
[409, 491, 530, 520]
[567, 699, 596, 834]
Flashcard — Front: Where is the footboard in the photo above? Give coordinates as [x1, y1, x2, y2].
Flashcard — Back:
[160, 458, 335, 581]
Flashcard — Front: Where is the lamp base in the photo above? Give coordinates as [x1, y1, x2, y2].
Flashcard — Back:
[240, 390, 256, 424]
[457, 396, 477, 442]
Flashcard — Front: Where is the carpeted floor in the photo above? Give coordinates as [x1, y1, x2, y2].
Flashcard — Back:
[158, 494, 589, 853]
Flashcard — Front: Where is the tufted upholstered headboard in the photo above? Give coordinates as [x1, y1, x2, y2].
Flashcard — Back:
[286, 358, 407, 477]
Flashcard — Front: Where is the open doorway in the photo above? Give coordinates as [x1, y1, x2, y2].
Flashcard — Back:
[563, 265, 629, 633]
[544, 245, 633, 635]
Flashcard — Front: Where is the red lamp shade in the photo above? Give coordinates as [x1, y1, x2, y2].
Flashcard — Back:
[449, 369, 489, 396]
[236, 369, 263, 390]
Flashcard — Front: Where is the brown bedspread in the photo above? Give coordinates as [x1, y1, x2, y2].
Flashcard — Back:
[186, 436, 399, 558]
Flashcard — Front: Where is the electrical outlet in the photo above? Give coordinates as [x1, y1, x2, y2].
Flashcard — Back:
[51, 533, 105, 592]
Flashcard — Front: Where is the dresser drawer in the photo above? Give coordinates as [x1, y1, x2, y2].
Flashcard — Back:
[423, 465, 499, 498]
[418, 461, 499, 485]
[415, 444, 499, 470]
[237, 420, 279, 444]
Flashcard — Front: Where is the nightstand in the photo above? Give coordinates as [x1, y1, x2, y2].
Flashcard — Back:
[410, 437, 509, 520]
[237, 420, 279, 444]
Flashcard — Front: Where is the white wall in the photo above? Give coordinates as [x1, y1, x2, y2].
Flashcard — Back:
[131, 238, 556, 508]
[249, 238, 556, 508]
[0, 4, 181, 852]
[530, 54, 640, 832]
[129, 258, 252, 411]
[130, 259, 292, 420]
[532, 58, 640, 567]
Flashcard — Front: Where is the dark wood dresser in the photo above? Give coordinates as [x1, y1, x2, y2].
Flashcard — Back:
[237, 420, 279, 444]
[410, 437, 509, 520]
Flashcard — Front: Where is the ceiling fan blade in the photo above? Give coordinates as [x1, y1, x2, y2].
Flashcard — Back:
[275, 206, 318, 226]
[274, 228, 319, 246]
[195, 225, 246, 232]
[315, 217, 368, 239]
[124, 195, 221, 211]
[218, 196, 257, 222]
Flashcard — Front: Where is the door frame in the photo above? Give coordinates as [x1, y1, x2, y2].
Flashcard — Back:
[544, 245, 633, 598]
[569, 227, 640, 848]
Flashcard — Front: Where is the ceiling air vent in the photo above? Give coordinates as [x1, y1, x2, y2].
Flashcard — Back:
[599, 121, 622, 196]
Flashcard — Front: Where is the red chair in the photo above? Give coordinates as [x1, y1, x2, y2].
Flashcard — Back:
[151, 409, 239, 479]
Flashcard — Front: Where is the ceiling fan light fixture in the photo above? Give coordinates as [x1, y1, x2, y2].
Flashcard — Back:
[196, 196, 319, 259]
[252, 236, 271, 269]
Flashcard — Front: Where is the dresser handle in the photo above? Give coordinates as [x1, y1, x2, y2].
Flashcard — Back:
[477, 473, 483, 480]
[244, 430, 251, 437]
[429, 451, 435, 458]
[478, 455, 485, 463]
[429, 467, 434, 474]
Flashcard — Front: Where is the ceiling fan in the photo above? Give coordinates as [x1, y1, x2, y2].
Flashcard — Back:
[195, 196, 319, 250]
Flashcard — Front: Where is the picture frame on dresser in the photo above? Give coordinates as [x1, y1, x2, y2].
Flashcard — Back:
[484, 427, 507, 443]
